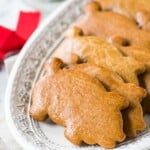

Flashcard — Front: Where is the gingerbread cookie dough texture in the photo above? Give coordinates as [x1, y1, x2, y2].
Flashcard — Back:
[45, 58, 146, 137]
[30, 61, 128, 148]
[53, 27, 145, 85]
[30, 1, 150, 148]
[97, 0, 150, 31]
[76, 2, 150, 70]
[75, 1, 150, 113]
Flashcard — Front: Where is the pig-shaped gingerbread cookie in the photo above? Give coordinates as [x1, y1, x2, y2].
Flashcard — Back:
[53, 26, 145, 85]
[45, 58, 146, 137]
[30, 64, 128, 148]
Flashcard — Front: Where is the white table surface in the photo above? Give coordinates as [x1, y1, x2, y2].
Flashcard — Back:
[0, 0, 63, 149]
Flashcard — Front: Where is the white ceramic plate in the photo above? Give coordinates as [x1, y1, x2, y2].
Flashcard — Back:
[5, 0, 150, 149]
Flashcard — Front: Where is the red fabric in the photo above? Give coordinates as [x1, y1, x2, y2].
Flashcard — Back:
[16, 11, 40, 40]
[0, 11, 41, 60]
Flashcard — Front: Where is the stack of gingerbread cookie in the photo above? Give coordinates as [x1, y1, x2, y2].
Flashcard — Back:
[30, 0, 150, 148]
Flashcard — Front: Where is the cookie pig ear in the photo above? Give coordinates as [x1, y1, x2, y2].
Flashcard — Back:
[84, 1, 101, 14]
[66, 53, 81, 64]
[65, 26, 83, 38]
[44, 57, 64, 75]
[136, 10, 150, 29]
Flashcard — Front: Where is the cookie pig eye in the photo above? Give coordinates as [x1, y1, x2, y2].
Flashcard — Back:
[109, 36, 130, 47]
[121, 39, 130, 47]
[80, 57, 87, 63]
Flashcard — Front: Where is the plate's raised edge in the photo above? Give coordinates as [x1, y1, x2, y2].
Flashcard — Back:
[5, 0, 75, 149]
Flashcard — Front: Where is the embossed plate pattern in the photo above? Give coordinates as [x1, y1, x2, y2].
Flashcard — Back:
[5, 0, 150, 149]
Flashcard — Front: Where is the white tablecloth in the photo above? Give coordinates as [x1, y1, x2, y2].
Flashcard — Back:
[0, 0, 63, 149]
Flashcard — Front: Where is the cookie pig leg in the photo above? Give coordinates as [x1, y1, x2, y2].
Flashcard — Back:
[140, 71, 150, 113]
[97, 139, 116, 149]
[64, 126, 81, 145]
[30, 104, 48, 121]
[30, 95, 48, 121]
[123, 102, 146, 137]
